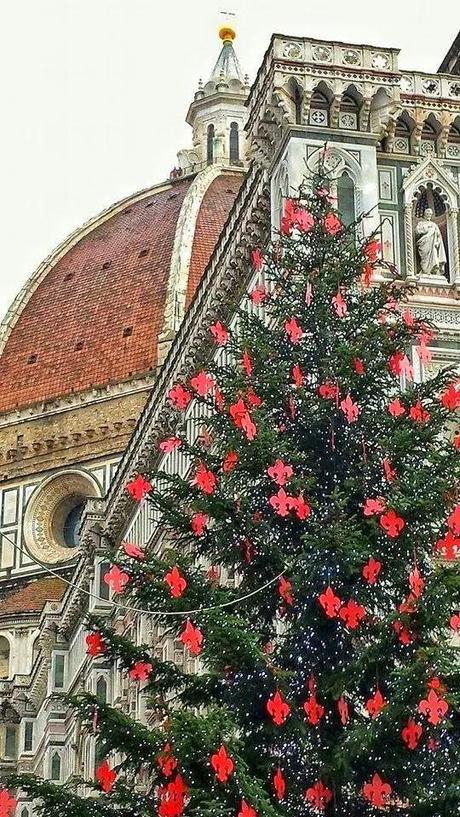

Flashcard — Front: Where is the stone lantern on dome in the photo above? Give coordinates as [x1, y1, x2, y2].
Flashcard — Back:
[177, 26, 249, 174]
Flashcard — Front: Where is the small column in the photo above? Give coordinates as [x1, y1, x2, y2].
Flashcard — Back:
[404, 203, 416, 280]
[450, 207, 460, 288]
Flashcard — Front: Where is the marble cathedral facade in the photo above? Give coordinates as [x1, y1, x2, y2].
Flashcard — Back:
[1, 28, 460, 813]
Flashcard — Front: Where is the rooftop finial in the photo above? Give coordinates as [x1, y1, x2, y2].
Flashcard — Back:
[219, 25, 236, 43]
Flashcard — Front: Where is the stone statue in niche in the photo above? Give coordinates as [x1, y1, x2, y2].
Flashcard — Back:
[415, 208, 447, 275]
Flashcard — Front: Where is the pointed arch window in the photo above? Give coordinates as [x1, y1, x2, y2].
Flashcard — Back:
[229, 122, 240, 163]
[96, 676, 108, 704]
[393, 116, 411, 154]
[339, 93, 359, 130]
[51, 751, 61, 781]
[420, 119, 438, 158]
[337, 171, 356, 228]
[207, 124, 215, 165]
[446, 122, 460, 160]
[0, 636, 10, 679]
[309, 89, 329, 127]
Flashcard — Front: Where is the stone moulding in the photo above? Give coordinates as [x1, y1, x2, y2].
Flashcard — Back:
[100, 162, 270, 542]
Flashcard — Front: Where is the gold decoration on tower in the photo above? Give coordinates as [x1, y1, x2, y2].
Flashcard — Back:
[219, 25, 236, 43]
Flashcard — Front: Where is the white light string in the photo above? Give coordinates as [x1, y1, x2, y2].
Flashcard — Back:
[1, 529, 287, 618]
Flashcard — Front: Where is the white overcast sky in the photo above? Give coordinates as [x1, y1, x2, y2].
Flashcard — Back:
[0, 0, 458, 320]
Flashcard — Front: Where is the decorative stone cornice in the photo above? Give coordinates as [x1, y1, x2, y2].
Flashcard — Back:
[0, 371, 156, 428]
[244, 35, 460, 169]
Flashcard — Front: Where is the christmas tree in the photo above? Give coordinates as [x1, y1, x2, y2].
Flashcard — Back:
[5, 176, 460, 816]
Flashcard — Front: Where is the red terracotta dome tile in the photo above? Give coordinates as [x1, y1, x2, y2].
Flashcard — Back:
[0, 170, 244, 414]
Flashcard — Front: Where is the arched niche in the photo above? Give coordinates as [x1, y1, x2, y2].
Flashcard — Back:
[272, 159, 290, 232]
[402, 158, 460, 283]
[391, 112, 415, 154]
[419, 114, 441, 158]
[446, 118, 460, 161]
[286, 77, 303, 125]
[339, 85, 363, 131]
[369, 87, 393, 134]
[413, 183, 449, 276]
[309, 82, 333, 127]
[306, 146, 363, 230]
[0, 634, 11, 679]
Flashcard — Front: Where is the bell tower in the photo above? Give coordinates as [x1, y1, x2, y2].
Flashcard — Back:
[177, 27, 249, 173]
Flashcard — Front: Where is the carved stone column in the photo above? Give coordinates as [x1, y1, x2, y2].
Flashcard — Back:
[449, 207, 460, 287]
[404, 203, 416, 280]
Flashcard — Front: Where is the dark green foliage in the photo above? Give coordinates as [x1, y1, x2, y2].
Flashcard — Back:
[6, 179, 460, 816]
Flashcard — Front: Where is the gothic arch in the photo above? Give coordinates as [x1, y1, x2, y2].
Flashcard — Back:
[272, 159, 289, 232]
[369, 87, 394, 134]
[309, 81, 334, 127]
[340, 84, 363, 131]
[401, 158, 460, 282]
[285, 77, 304, 125]
[0, 633, 12, 678]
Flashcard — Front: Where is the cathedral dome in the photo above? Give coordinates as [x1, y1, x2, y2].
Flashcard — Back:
[0, 168, 244, 415]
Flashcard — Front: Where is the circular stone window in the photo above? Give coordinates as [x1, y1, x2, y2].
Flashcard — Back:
[23, 470, 101, 564]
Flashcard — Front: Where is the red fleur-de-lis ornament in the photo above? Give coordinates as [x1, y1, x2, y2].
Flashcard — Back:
[305, 780, 333, 811]
[129, 660, 153, 682]
[332, 290, 347, 318]
[223, 450, 238, 472]
[209, 320, 229, 345]
[86, 631, 106, 657]
[191, 512, 208, 536]
[180, 620, 203, 655]
[362, 774, 392, 808]
[337, 696, 349, 725]
[273, 766, 286, 800]
[365, 688, 386, 719]
[190, 370, 215, 397]
[0, 789, 17, 817]
[266, 690, 290, 726]
[123, 541, 145, 560]
[303, 693, 325, 726]
[267, 459, 293, 486]
[268, 488, 292, 517]
[340, 394, 360, 423]
[435, 530, 460, 560]
[379, 509, 405, 538]
[250, 284, 268, 305]
[159, 436, 182, 453]
[156, 743, 178, 778]
[126, 474, 152, 501]
[319, 586, 342, 618]
[210, 745, 234, 783]
[96, 759, 117, 793]
[450, 613, 460, 630]
[284, 317, 304, 344]
[362, 557, 382, 585]
[104, 565, 130, 594]
[251, 247, 263, 271]
[409, 566, 425, 598]
[339, 599, 366, 630]
[194, 462, 217, 495]
[418, 689, 449, 725]
[237, 801, 257, 817]
[165, 566, 187, 598]
[292, 363, 304, 388]
[168, 384, 192, 411]
[401, 718, 423, 750]
[363, 497, 385, 516]
[278, 576, 294, 606]
[388, 397, 405, 417]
